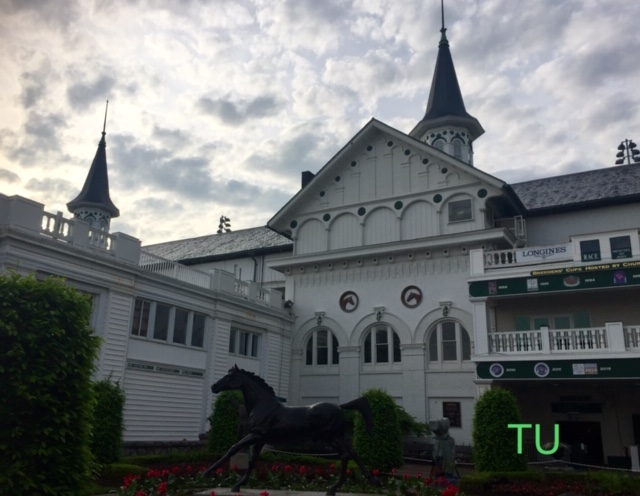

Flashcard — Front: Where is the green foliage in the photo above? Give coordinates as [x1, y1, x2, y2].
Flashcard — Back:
[396, 404, 430, 437]
[92, 378, 126, 464]
[207, 390, 243, 453]
[0, 273, 102, 496]
[460, 470, 640, 496]
[353, 388, 403, 472]
[472, 387, 527, 472]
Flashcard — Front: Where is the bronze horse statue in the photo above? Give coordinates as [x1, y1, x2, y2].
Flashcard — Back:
[203, 365, 380, 495]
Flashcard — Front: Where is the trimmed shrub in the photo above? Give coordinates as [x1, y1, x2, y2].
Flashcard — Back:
[0, 273, 101, 496]
[472, 387, 527, 471]
[92, 378, 126, 464]
[353, 388, 403, 472]
[207, 390, 243, 453]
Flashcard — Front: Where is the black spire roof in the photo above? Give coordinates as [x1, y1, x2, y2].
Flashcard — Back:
[410, 8, 484, 140]
[67, 103, 120, 218]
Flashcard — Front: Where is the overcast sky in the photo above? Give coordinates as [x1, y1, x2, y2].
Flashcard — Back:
[1, 0, 639, 245]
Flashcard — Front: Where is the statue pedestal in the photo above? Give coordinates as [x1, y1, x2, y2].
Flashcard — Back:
[230, 452, 249, 471]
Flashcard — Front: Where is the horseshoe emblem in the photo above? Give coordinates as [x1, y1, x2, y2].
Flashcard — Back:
[401, 285, 423, 308]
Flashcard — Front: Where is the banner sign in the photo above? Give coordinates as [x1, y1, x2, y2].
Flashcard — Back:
[469, 261, 640, 297]
[477, 358, 640, 380]
[516, 244, 571, 264]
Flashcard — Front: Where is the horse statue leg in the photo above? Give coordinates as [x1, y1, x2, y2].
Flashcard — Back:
[327, 438, 380, 495]
[231, 440, 265, 492]
[202, 432, 262, 479]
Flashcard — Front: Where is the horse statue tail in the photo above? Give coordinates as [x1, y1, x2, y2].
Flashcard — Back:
[340, 397, 374, 434]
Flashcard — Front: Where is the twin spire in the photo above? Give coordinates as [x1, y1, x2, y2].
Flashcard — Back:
[410, 0, 483, 166]
[67, 101, 120, 232]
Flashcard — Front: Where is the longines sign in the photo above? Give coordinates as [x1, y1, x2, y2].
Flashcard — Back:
[517, 244, 571, 264]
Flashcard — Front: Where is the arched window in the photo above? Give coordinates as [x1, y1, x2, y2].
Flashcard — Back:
[428, 321, 471, 364]
[452, 139, 463, 159]
[363, 325, 401, 364]
[433, 139, 445, 151]
[305, 329, 339, 366]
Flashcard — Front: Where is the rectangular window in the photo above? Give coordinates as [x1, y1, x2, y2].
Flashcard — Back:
[317, 330, 328, 365]
[515, 316, 531, 331]
[442, 322, 457, 360]
[443, 401, 462, 427]
[448, 199, 472, 222]
[191, 313, 205, 347]
[376, 328, 389, 363]
[533, 317, 550, 330]
[153, 303, 170, 341]
[131, 299, 150, 337]
[580, 239, 601, 262]
[173, 308, 188, 344]
[574, 312, 591, 328]
[229, 327, 261, 357]
[332, 334, 340, 365]
[610, 235, 632, 259]
[554, 316, 571, 330]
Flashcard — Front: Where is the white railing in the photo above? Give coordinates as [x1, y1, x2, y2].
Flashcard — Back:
[626, 326, 640, 349]
[487, 326, 635, 354]
[88, 227, 116, 253]
[234, 279, 249, 296]
[139, 250, 212, 289]
[484, 248, 518, 268]
[548, 328, 607, 352]
[41, 211, 73, 242]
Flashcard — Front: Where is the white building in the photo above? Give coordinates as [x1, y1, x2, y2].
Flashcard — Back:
[2, 15, 640, 467]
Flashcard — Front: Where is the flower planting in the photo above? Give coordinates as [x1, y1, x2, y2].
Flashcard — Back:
[116, 462, 464, 496]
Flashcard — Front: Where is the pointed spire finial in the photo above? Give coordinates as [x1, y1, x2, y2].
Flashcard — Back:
[439, 0, 448, 46]
[102, 100, 109, 136]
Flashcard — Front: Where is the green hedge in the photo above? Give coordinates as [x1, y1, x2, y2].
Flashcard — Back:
[0, 273, 101, 496]
[92, 379, 126, 464]
[207, 390, 243, 453]
[472, 387, 527, 472]
[353, 388, 403, 472]
[460, 470, 640, 496]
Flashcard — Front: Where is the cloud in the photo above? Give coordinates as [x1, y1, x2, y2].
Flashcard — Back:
[0, 0, 79, 29]
[67, 75, 117, 110]
[197, 94, 284, 126]
[5, 112, 70, 168]
[26, 177, 77, 199]
[0, 168, 20, 183]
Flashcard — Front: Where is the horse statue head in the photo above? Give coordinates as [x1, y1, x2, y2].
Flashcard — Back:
[211, 364, 245, 394]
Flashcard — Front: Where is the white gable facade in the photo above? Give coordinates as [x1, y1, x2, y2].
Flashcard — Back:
[269, 120, 520, 444]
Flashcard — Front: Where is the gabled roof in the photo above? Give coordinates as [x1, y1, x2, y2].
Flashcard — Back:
[142, 226, 292, 264]
[268, 118, 506, 233]
[67, 131, 120, 217]
[410, 27, 484, 141]
[511, 163, 640, 213]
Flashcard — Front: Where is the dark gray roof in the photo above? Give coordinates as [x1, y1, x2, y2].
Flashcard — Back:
[142, 226, 292, 263]
[410, 27, 484, 141]
[67, 132, 120, 217]
[511, 163, 640, 212]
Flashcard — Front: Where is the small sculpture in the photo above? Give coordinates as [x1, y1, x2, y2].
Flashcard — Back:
[429, 418, 456, 476]
[203, 365, 380, 495]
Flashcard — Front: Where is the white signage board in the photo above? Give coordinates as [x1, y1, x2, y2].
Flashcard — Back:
[516, 244, 571, 263]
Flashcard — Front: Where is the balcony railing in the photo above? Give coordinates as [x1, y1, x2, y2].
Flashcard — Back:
[487, 324, 639, 355]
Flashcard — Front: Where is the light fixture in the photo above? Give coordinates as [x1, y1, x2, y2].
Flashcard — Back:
[284, 300, 294, 309]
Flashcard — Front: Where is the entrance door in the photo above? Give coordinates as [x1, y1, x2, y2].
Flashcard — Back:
[633, 414, 640, 445]
[557, 421, 604, 466]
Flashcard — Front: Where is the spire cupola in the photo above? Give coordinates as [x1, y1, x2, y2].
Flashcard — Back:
[410, 1, 484, 166]
[67, 101, 120, 232]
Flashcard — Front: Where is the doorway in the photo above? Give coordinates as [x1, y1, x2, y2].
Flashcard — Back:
[557, 421, 604, 466]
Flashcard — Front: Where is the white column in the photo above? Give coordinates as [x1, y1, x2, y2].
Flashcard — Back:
[606, 322, 626, 352]
[289, 348, 303, 404]
[401, 344, 427, 421]
[472, 299, 489, 356]
[338, 346, 360, 401]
